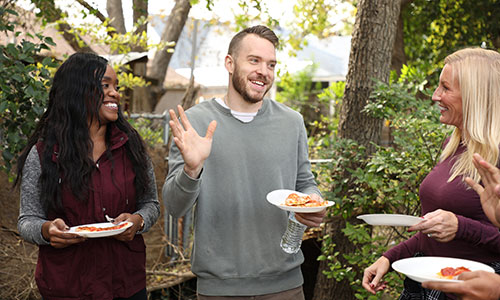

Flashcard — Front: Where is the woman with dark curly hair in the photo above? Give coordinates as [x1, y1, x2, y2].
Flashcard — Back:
[15, 52, 160, 300]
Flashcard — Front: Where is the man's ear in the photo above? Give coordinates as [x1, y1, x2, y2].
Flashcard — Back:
[224, 54, 234, 74]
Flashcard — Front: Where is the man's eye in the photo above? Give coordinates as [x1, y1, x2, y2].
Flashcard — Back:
[102, 83, 109, 88]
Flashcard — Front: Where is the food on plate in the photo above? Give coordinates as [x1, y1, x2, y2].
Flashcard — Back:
[284, 193, 326, 207]
[75, 222, 129, 232]
[437, 266, 471, 279]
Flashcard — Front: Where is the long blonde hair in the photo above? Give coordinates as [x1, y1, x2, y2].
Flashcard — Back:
[440, 47, 500, 183]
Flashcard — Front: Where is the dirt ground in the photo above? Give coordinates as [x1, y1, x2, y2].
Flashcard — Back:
[0, 146, 193, 300]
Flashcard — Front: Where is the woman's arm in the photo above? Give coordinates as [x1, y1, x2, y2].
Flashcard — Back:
[134, 157, 160, 233]
[17, 146, 50, 245]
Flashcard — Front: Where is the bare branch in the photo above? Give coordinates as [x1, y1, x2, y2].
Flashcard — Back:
[75, 0, 107, 23]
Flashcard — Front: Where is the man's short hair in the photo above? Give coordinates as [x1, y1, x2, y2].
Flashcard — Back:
[227, 25, 279, 57]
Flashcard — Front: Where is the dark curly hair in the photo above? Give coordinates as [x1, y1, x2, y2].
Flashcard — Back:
[15, 52, 150, 213]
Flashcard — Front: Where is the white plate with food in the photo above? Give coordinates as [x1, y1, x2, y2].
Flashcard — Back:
[266, 189, 334, 213]
[68, 221, 133, 238]
[357, 214, 423, 227]
[392, 256, 494, 283]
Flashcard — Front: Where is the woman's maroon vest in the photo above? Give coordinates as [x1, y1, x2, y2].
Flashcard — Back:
[35, 126, 146, 299]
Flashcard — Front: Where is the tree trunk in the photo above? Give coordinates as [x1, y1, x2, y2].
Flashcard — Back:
[106, 0, 126, 34]
[148, 0, 192, 87]
[313, 1, 401, 299]
[128, 0, 150, 113]
[181, 76, 200, 110]
[338, 0, 400, 149]
[132, 0, 148, 51]
[391, 0, 413, 75]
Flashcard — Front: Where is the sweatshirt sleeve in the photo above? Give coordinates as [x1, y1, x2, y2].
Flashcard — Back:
[455, 215, 500, 253]
[162, 141, 201, 218]
[17, 146, 50, 246]
[135, 157, 160, 233]
[295, 116, 321, 196]
[383, 232, 422, 263]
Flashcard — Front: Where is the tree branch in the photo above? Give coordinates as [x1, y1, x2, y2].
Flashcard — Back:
[75, 0, 107, 23]
[31, 0, 94, 53]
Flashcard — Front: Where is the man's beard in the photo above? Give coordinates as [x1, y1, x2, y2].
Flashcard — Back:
[232, 65, 271, 104]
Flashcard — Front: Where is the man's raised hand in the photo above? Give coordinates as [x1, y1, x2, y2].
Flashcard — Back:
[169, 105, 217, 178]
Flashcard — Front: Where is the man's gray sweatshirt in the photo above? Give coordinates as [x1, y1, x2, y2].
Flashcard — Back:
[163, 98, 320, 296]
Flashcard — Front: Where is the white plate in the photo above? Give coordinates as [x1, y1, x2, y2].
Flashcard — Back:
[357, 214, 423, 226]
[392, 256, 495, 283]
[68, 221, 133, 238]
[266, 189, 334, 213]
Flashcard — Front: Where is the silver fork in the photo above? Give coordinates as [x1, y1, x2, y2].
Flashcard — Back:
[105, 215, 115, 223]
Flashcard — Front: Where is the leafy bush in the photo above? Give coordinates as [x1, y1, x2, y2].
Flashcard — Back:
[314, 65, 452, 298]
[127, 117, 164, 147]
[0, 7, 58, 177]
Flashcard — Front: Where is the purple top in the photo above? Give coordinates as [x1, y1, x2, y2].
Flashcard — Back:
[384, 143, 500, 264]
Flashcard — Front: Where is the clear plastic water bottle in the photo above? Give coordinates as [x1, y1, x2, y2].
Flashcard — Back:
[280, 212, 307, 254]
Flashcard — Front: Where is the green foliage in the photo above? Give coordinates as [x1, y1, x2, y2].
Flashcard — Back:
[403, 0, 500, 83]
[232, 0, 279, 34]
[127, 118, 164, 147]
[74, 17, 175, 55]
[313, 65, 452, 297]
[276, 64, 334, 139]
[312, 80, 345, 146]
[286, 0, 355, 53]
[276, 64, 320, 110]
[0, 7, 58, 176]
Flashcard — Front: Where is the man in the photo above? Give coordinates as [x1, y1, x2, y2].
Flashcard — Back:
[422, 153, 500, 300]
[163, 25, 325, 299]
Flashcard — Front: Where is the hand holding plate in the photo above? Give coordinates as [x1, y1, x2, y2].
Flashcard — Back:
[422, 270, 500, 300]
[42, 218, 86, 248]
[113, 213, 143, 242]
[408, 209, 458, 242]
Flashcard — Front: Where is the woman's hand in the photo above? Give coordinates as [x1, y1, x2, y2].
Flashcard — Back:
[169, 105, 217, 179]
[362, 256, 390, 294]
[408, 209, 458, 242]
[113, 213, 144, 242]
[465, 153, 500, 227]
[295, 193, 326, 227]
[422, 271, 500, 300]
[41, 218, 86, 248]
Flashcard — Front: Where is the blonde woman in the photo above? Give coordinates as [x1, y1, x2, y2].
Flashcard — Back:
[362, 48, 500, 300]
